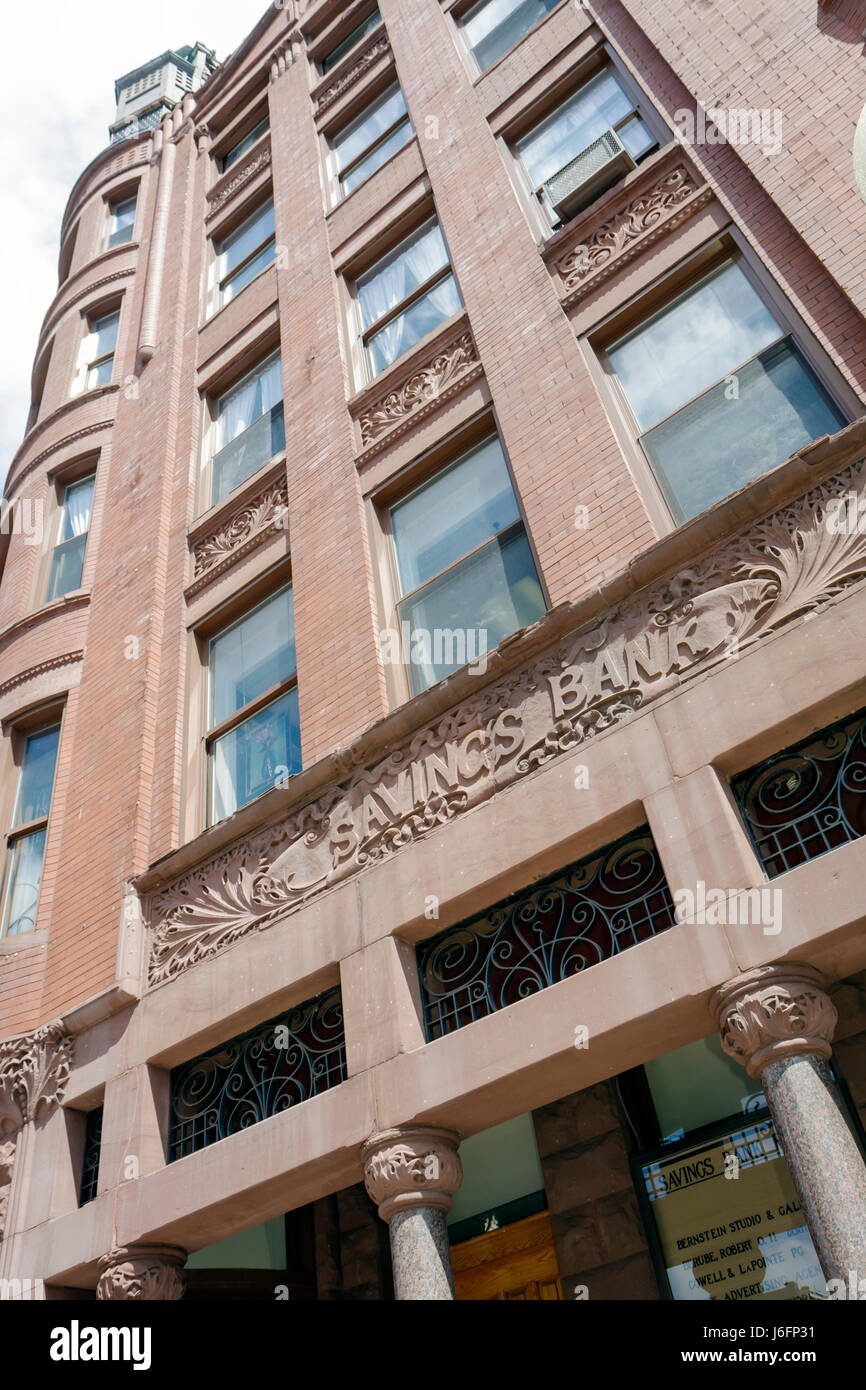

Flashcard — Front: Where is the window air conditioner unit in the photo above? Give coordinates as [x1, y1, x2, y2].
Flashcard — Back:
[543, 129, 636, 221]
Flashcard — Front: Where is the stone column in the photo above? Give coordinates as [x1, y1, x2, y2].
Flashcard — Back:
[96, 1245, 187, 1301]
[712, 961, 866, 1284]
[363, 1127, 462, 1300]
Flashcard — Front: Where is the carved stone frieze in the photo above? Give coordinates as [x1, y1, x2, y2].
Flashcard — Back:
[556, 165, 711, 303]
[315, 34, 390, 115]
[189, 477, 288, 589]
[96, 1245, 187, 1301]
[357, 330, 481, 450]
[0, 1021, 73, 1131]
[713, 963, 838, 1077]
[363, 1128, 462, 1221]
[147, 457, 866, 984]
[206, 141, 272, 220]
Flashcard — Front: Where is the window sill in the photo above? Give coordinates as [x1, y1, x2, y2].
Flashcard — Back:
[189, 453, 287, 544]
[539, 140, 682, 260]
[0, 926, 49, 955]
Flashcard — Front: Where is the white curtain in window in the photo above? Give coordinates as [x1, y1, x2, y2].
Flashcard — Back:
[219, 357, 283, 446]
[358, 223, 449, 362]
[63, 479, 94, 540]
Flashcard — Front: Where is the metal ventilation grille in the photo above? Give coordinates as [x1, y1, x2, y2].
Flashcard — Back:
[544, 129, 635, 220]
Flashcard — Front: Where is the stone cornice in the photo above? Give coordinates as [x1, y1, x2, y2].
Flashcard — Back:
[142, 422, 866, 985]
[0, 650, 85, 703]
[0, 1021, 73, 1131]
[7, 394, 118, 498]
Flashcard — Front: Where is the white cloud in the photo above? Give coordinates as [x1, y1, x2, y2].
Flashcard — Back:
[0, 1, 259, 484]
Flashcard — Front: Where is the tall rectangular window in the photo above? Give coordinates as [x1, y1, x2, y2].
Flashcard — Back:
[107, 194, 137, 248]
[356, 220, 462, 377]
[85, 311, 119, 389]
[211, 354, 285, 505]
[207, 587, 301, 823]
[459, 0, 560, 73]
[46, 474, 95, 602]
[216, 198, 276, 307]
[331, 83, 412, 198]
[606, 259, 847, 523]
[320, 7, 381, 72]
[221, 115, 269, 172]
[1, 725, 60, 938]
[390, 435, 545, 694]
[515, 68, 657, 221]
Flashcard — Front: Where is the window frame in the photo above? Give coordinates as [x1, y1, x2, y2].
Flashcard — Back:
[327, 79, 413, 204]
[0, 716, 63, 940]
[350, 216, 462, 384]
[370, 414, 547, 705]
[511, 63, 662, 228]
[106, 192, 138, 250]
[583, 231, 860, 535]
[220, 114, 270, 173]
[451, 0, 566, 78]
[45, 471, 97, 604]
[203, 583, 300, 826]
[199, 346, 285, 512]
[317, 6, 383, 77]
[213, 195, 277, 312]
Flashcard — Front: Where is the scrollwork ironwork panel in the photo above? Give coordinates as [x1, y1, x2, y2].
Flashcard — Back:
[417, 828, 677, 1041]
[732, 707, 866, 877]
[168, 988, 346, 1161]
[79, 1105, 103, 1206]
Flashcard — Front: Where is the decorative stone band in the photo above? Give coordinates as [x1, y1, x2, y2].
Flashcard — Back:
[356, 328, 482, 455]
[188, 477, 289, 592]
[712, 963, 838, 1079]
[315, 34, 391, 115]
[0, 1020, 73, 1130]
[206, 141, 272, 222]
[146, 452, 866, 985]
[363, 1127, 462, 1222]
[96, 1245, 188, 1301]
[0, 651, 84, 702]
[555, 164, 713, 307]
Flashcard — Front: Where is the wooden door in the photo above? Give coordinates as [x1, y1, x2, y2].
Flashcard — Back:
[452, 1210, 563, 1301]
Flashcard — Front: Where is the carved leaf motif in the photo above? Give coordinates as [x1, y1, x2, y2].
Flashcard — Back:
[359, 332, 478, 445]
[0, 1023, 73, 1128]
[316, 35, 390, 114]
[558, 167, 695, 287]
[192, 480, 288, 580]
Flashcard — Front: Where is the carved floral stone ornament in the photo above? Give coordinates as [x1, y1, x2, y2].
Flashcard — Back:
[556, 164, 712, 303]
[315, 34, 390, 114]
[357, 329, 481, 450]
[190, 477, 289, 588]
[362, 1128, 462, 1221]
[712, 963, 838, 1078]
[96, 1245, 188, 1301]
[145, 456, 866, 985]
[0, 1021, 73, 1131]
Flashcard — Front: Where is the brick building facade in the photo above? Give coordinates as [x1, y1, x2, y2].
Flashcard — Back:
[1, 0, 866, 1301]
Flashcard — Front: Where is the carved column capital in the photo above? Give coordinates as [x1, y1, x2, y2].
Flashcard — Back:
[712, 962, 837, 1078]
[363, 1127, 462, 1221]
[96, 1245, 187, 1301]
[0, 1021, 73, 1131]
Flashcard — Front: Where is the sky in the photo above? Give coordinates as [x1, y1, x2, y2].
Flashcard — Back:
[0, 2, 259, 483]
